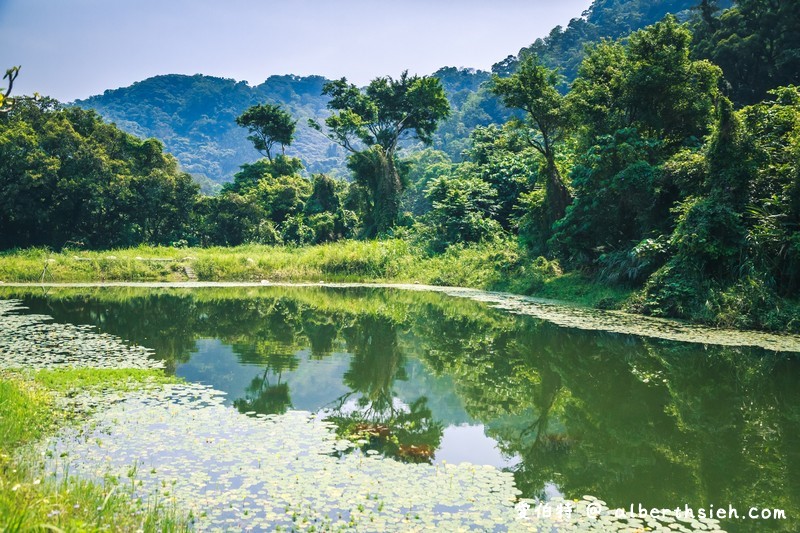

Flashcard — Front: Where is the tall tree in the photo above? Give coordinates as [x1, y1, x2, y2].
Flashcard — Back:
[570, 16, 722, 147]
[311, 72, 449, 236]
[236, 103, 296, 162]
[492, 55, 571, 227]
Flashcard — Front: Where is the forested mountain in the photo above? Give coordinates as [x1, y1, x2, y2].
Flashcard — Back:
[433, 0, 737, 158]
[502, 0, 733, 83]
[75, 74, 340, 190]
[692, 0, 800, 105]
[75, 0, 718, 184]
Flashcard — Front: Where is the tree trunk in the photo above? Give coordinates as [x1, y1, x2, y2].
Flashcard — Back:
[374, 148, 402, 235]
[545, 160, 571, 226]
[348, 146, 403, 237]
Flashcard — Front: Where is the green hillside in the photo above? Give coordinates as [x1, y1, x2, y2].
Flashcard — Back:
[76, 74, 340, 190]
[75, 0, 720, 184]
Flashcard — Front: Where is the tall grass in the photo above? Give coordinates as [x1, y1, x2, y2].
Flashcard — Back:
[0, 239, 635, 309]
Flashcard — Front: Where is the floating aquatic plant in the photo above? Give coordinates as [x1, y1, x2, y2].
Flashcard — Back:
[47, 384, 522, 531]
[0, 300, 162, 370]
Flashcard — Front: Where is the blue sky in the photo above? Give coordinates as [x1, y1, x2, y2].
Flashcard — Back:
[1, 0, 592, 102]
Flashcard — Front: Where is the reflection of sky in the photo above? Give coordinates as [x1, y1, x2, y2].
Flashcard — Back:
[394, 357, 475, 426]
[176, 338, 514, 467]
[175, 339, 351, 410]
[437, 425, 519, 468]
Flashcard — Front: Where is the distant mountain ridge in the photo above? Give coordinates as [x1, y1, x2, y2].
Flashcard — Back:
[76, 74, 341, 191]
[76, 0, 718, 187]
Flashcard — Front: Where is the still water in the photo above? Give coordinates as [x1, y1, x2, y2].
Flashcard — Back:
[5, 286, 799, 531]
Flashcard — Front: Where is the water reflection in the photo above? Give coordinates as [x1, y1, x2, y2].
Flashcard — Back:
[5, 286, 799, 532]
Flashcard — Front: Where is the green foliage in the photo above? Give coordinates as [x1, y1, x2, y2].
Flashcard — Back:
[0, 374, 51, 450]
[491, 56, 568, 160]
[692, 0, 800, 105]
[0, 370, 187, 531]
[0, 97, 199, 250]
[633, 87, 800, 328]
[236, 103, 296, 161]
[315, 72, 450, 154]
[738, 87, 800, 294]
[193, 193, 267, 246]
[345, 146, 404, 236]
[569, 16, 722, 146]
[3, 1, 799, 334]
[280, 214, 315, 245]
[305, 174, 341, 215]
[421, 173, 502, 252]
[313, 72, 450, 235]
[669, 196, 746, 271]
[301, 210, 359, 245]
[492, 55, 571, 228]
[461, 124, 538, 229]
[503, 0, 709, 87]
[399, 148, 455, 217]
[76, 74, 343, 182]
[551, 128, 663, 268]
[254, 172, 312, 224]
[196, 155, 362, 247]
[515, 188, 549, 255]
[430, 67, 511, 160]
[625, 16, 721, 143]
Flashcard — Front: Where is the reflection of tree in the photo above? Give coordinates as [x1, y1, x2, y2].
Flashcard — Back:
[416, 310, 800, 532]
[301, 310, 342, 359]
[326, 396, 444, 464]
[23, 293, 201, 372]
[234, 350, 299, 416]
[342, 315, 407, 418]
[326, 315, 444, 463]
[18, 287, 800, 531]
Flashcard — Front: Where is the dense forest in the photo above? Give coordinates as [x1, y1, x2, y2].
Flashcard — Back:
[1, 0, 799, 331]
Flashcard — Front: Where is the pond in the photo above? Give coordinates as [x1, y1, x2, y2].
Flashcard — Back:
[2, 285, 798, 531]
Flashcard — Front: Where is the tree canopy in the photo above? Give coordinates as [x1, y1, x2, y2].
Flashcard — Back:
[3, 0, 799, 333]
[236, 103, 296, 162]
[311, 72, 450, 235]
[692, 0, 800, 105]
[0, 97, 198, 249]
[492, 55, 571, 238]
[315, 72, 450, 154]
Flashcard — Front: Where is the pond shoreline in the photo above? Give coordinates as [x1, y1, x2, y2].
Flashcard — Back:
[4, 281, 800, 352]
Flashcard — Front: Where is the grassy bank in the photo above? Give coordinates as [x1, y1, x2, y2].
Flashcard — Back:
[0, 239, 800, 332]
[3, 239, 799, 332]
[0, 240, 633, 310]
[0, 368, 187, 531]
